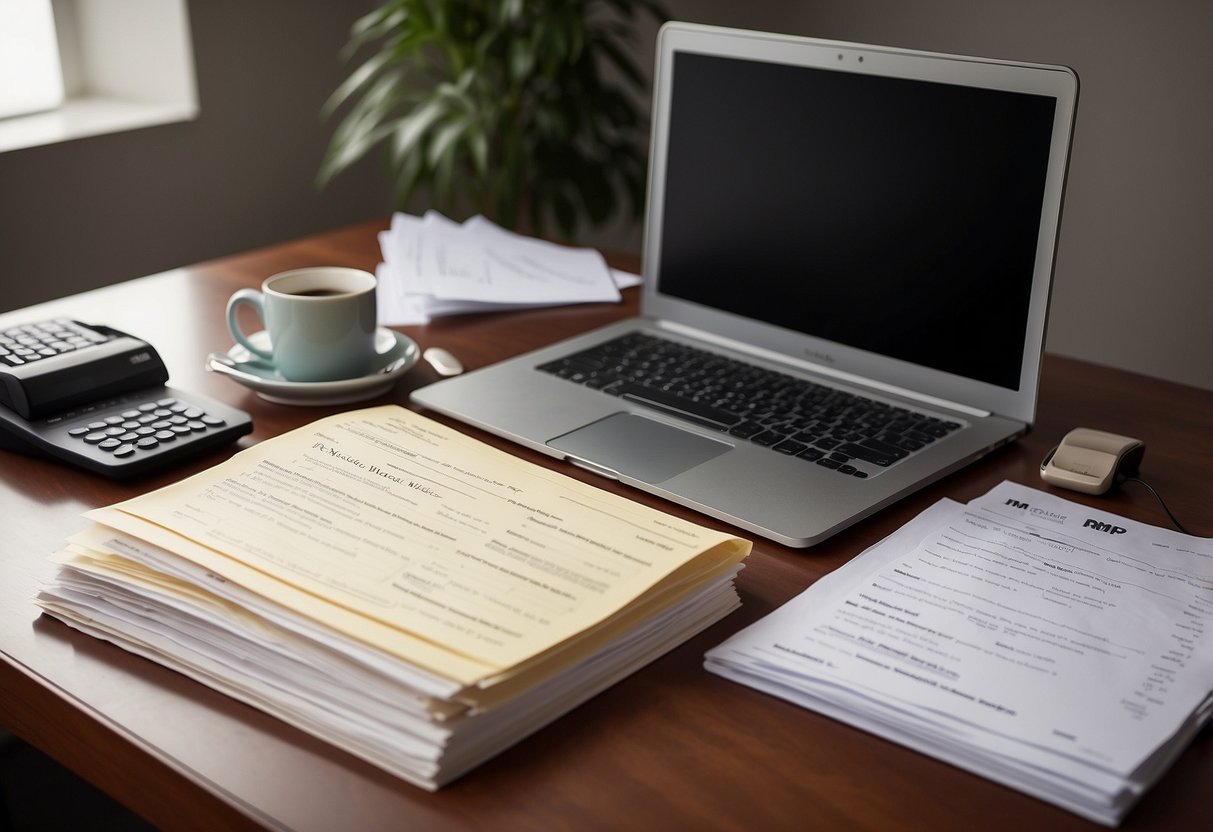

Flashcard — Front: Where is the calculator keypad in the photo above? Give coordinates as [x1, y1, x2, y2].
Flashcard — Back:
[0, 319, 108, 366]
[64, 395, 227, 459]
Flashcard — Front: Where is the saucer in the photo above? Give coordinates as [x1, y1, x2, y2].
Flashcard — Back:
[206, 329, 419, 405]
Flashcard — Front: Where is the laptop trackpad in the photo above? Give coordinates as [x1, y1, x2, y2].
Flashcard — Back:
[548, 412, 733, 484]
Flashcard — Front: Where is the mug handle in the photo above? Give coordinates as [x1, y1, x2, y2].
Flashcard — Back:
[225, 289, 275, 361]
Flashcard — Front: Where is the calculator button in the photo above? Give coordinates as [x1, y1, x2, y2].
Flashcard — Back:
[134, 427, 156, 436]
[138, 403, 158, 412]
[87, 421, 107, 430]
[201, 415, 226, 427]
[104, 427, 126, 436]
[183, 408, 204, 419]
[118, 432, 139, 442]
[157, 397, 177, 407]
[104, 416, 125, 425]
[151, 420, 172, 429]
[121, 421, 141, 429]
[113, 444, 136, 457]
[121, 409, 141, 419]
[154, 430, 176, 441]
[68, 426, 91, 437]
[83, 432, 107, 444]
[170, 425, 192, 435]
[169, 403, 188, 413]
[153, 408, 172, 417]
[136, 437, 160, 449]
[187, 420, 207, 431]
[99, 438, 122, 451]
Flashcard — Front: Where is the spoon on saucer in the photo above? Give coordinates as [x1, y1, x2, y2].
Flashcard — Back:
[206, 351, 268, 383]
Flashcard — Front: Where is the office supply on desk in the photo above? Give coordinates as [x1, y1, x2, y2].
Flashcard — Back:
[0, 318, 252, 477]
[706, 481, 1213, 826]
[422, 346, 464, 377]
[1041, 428, 1190, 533]
[411, 22, 1079, 548]
[1040, 427, 1145, 494]
[37, 405, 750, 790]
[376, 211, 628, 324]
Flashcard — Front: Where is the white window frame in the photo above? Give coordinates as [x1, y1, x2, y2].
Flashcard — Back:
[0, 0, 197, 154]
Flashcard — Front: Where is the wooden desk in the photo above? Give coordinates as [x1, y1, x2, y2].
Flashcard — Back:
[1, 219, 1209, 831]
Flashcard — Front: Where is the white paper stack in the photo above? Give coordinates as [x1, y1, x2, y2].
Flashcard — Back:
[38, 406, 750, 790]
[376, 211, 637, 325]
[706, 482, 1213, 826]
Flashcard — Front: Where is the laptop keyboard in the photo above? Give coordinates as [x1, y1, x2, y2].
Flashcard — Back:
[537, 332, 961, 478]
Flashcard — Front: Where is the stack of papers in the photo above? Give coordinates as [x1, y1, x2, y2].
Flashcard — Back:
[376, 211, 637, 325]
[38, 406, 749, 789]
[706, 482, 1213, 825]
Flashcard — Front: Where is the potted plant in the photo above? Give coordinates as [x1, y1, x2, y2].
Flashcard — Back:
[319, 0, 667, 239]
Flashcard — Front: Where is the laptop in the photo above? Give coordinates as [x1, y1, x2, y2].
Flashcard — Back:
[410, 22, 1079, 548]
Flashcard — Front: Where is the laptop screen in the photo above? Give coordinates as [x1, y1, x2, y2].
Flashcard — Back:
[656, 51, 1058, 392]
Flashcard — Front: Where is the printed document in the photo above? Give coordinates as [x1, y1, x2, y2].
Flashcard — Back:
[82, 406, 749, 684]
[706, 481, 1212, 825]
[38, 406, 749, 789]
[376, 211, 632, 324]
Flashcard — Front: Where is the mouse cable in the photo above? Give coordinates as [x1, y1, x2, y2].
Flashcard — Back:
[1119, 477, 1189, 535]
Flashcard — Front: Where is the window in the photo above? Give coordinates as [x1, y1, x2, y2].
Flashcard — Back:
[0, 0, 64, 120]
[0, 0, 197, 154]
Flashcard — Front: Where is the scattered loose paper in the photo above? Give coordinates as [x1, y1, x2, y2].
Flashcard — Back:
[377, 211, 635, 325]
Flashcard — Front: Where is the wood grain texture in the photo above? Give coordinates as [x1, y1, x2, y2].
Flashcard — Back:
[1, 218, 1209, 831]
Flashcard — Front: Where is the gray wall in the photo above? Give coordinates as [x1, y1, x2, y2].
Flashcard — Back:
[2, 1, 1210, 391]
[0, 0, 392, 312]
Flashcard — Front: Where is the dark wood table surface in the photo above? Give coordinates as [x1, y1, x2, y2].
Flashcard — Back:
[1, 218, 1210, 831]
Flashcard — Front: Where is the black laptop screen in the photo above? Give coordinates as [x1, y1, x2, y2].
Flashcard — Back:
[657, 51, 1058, 391]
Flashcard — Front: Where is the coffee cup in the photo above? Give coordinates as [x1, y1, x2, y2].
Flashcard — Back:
[226, 267, 378, 382]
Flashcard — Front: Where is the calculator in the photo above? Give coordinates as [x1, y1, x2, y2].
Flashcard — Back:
[0, 319, 252, 478]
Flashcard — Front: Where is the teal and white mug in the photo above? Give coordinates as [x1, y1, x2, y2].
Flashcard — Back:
[226, 267, 378, 382]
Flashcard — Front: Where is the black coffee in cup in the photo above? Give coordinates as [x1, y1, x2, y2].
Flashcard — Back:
[291, 288, 347, 297]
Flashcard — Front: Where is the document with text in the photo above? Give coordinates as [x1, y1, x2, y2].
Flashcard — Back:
[38, 405, 749, 789]
[706, 481, 1212, 825]
[376, 211, 631, 324]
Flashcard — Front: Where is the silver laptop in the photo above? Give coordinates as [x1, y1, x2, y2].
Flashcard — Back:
[411, 22, 1078, 547]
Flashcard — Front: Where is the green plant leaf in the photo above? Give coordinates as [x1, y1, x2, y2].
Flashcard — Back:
[322, 49, 396, 117]
[390, 96, 448, 166]
[321, 0, 668, 234]
[426, 115, 471, 168]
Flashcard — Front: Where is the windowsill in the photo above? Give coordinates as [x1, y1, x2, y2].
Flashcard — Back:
[0, 95, 197, 154]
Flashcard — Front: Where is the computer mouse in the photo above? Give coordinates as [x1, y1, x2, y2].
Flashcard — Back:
[423, 346, 464, 377]
[1040, 427, 1144, 495]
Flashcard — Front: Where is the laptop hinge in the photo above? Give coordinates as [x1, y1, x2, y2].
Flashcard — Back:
[657, 321, 992, 419]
